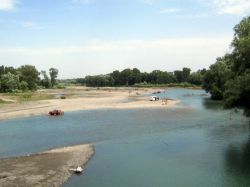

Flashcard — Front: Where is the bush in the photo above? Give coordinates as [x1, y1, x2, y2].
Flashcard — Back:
[21, 93, 33, 100]
[55, 84, 66, 89]
[60, 95, 66, 99]
[19, 81, 28, 91]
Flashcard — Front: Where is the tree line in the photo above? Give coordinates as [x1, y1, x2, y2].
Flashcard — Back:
[0, 65, 59, 92]
[1, 16, 249, 115]
[81, 16, 250, 115]
[202, 16, 250, 115]
[82, 67, 206, 87]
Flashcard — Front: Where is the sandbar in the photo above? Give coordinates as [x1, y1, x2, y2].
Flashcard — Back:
[0, 87, 179, 121]
[0, 144, 94, 187]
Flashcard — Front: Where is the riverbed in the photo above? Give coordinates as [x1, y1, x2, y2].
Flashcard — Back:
[0, 88, 249, 186]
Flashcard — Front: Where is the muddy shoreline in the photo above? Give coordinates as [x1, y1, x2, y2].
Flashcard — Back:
[0, 144, 95, 187]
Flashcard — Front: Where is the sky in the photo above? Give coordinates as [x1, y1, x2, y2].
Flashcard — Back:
[0, 0, 250, 78]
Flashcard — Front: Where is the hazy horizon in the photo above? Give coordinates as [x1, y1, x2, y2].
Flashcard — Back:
[0, 0, 249, 78]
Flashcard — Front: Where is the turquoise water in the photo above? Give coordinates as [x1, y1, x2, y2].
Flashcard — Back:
[0, 89, 250, 187]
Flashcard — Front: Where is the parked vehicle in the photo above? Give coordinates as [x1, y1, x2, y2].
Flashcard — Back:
[48, 109, 64, 116]
[150, 96, 160, 101]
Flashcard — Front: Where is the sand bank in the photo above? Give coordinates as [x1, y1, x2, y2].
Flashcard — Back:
[0, 144, 94, 187]
[0, 87, 179, 121]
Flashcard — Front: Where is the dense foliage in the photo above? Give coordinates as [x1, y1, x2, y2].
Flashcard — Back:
[83, 67, 205, 87]
[0, 65, 59, 92]
[203, 16, 250, 114]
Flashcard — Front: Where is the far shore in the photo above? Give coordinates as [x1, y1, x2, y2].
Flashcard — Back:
[0, 144, 94, 187]
[0, 87, 179, 121]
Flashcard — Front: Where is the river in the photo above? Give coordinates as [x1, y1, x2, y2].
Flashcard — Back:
[0, 88, 249, 187]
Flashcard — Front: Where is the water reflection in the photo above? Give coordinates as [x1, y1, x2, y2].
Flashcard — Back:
[243, 109, 250, 117]
[202, 98, 223, 110]
[225, 136, 250, 175]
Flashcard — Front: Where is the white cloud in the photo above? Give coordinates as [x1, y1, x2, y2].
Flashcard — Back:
[20, 21, 43, 30]
[159, 8, 181, 14]
[176, 13, 209, 19]
[0, 0, 17, 11]
[0, 37, 232, 55]
[212, 0, 250, 15]
[0, 37, 232, 78]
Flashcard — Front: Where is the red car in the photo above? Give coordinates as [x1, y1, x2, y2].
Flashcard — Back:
[48, 109, 64, 116]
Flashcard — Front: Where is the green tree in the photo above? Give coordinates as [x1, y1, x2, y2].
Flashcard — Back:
[49, 68, 59, 88]
[18, 65, 39, 90]
[119, 69, 134, 86]
[132, 68, 141, 83]
[231, 16, 250, 74]
[203, 58, 233, 100]
[0, 65, 4, 77]
[19, 81, 29, 91]
[85, 75, 114, 87]
[110, 70, 120, 86]
[0, 72, 19, 92]
[189, 69, 206, 85]
[223, 72, 250, 110]
[149, 70, 176, 84]
[174, 70, 183, 83]
[140, 72, 149, 83]
[76, 78, 85, 85]
[182, 67, 191, 82]
[203, 16, 250, 115]
[5, 66, 16, 74]
[41, 70, 51, 88]
[189, 72, 202, 85]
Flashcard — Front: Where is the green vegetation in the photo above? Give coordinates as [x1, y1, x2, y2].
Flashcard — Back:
[40, 71, 51, 89]
[203, 16, 250, 115]
[6, 92, 54, 102]
[82, 68, 206, 87]
[49, 68, 59, 88]
[18, 65, 40, 91]
[1, 16, 249, 116]
[0, 99, 13, 105]
[0, 65, 59, 93]
[0, 72, 20, 92]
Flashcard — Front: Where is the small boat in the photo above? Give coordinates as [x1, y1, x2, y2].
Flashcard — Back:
[48, 109, 64, 116]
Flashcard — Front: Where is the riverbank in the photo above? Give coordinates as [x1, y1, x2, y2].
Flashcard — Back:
[0, 144, 94, 187]
[0, 87, 179, 121]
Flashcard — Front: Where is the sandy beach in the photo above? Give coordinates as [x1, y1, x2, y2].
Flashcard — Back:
[0, 87, 178, 121]
[0, 144, 94, 187]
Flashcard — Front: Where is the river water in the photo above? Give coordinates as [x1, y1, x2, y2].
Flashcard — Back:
[0, 89, 249, 187]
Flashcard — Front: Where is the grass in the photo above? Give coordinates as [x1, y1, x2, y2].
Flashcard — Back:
[5, 92, 55, 102]
[0, 99, 13, 105]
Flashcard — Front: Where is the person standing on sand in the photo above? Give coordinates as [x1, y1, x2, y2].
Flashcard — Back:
[162, 99, 168, 105]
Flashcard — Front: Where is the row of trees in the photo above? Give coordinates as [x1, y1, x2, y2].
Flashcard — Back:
[83, 68, 206, 87]
[203, 16, 250, 115]
[82, 17, 250, 115]
[1, 17, 248, 114]
[0, 65, 59, 92]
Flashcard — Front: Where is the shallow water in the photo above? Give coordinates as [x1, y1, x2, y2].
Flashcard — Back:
[0, 88, 249, 187]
